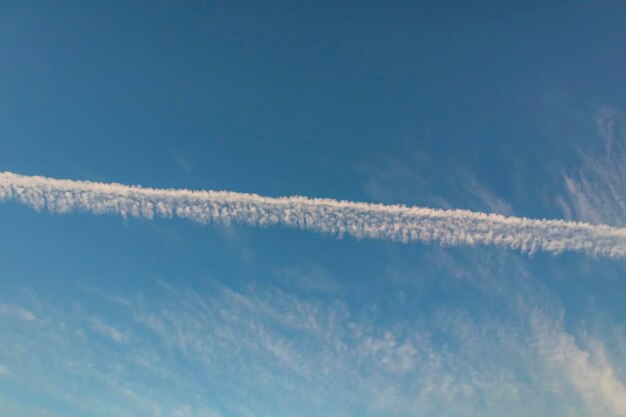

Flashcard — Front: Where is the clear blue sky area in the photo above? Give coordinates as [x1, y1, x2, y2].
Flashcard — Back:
[1, 2, 626, 416]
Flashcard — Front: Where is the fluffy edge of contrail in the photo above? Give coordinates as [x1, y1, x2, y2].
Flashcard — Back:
[1, 171, 626, 258]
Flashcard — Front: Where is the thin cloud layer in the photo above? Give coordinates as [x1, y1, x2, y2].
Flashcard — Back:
[560, 107, 626, 227]
[2, 171, 626, 258]
[4, 274, 625, 417]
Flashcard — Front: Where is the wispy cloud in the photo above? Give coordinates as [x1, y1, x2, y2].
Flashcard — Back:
[0, 290, 223, 417]
[560, 106, 626, 227]
[122, 279, 626, 417]
[89, 317, 128, 343]
[3, 262, 626, 417]
[0, 303, 36, 321]
[0, 364, 11, 377]
[2, 172, 626, 258]
[273, 265, 341, 294]
[531, 312, 626, 416]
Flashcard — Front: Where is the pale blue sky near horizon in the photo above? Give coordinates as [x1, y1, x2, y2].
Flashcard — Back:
[1, 1, 626, 416]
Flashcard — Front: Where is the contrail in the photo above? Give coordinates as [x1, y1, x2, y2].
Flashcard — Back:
[1, 171, 626, 258]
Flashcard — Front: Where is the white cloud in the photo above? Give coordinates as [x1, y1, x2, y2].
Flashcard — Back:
[1, 171, 626, 258]
[0, 291, 223, 417]
[561, 106, 626, 227]
[0, 303, 36, 321]
[3, 269, 626, 417]
[130, 278, 624, 417]
[0, 364, 11, 377]
[531, 312, 626, 416]
[273, 265, 341, 294]
[89, 317, 128, 343]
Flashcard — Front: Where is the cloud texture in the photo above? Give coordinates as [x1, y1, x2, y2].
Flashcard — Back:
[2, 172, 626, 258]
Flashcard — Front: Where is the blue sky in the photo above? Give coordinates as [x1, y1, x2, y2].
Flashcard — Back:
[1, 1, 626, 416]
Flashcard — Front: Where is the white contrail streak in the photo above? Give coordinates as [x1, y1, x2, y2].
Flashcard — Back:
[1, 171, 626, 258]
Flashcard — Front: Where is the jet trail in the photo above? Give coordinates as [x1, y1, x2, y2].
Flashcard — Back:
[1, 171, 626, 258]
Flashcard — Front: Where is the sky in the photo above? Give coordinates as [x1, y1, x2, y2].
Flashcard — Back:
[1, 1, 626, 416]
